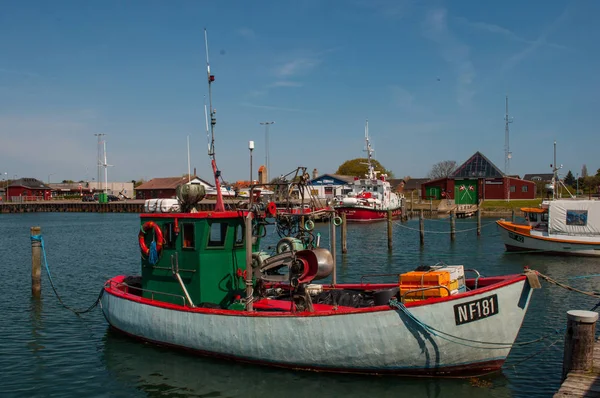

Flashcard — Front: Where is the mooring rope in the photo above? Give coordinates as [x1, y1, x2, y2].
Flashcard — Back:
[392, 220, 498, 234]
[388, 298, 559, 349]
[30, 235, 104, 316]
[535, 271, 600, 299]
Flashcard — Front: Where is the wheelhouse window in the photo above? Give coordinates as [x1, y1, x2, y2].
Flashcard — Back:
[163, 222, 177, 249]
[234, 224, 244, 247]
[208, 222, 227, 247]
[182, 223, 195, 249]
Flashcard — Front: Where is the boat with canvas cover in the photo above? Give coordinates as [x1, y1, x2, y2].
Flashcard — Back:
[497, 142, 600, 256]
[99, 30, 539, 377]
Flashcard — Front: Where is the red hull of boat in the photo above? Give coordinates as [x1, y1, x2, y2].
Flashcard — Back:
[335, 207, 402, 222]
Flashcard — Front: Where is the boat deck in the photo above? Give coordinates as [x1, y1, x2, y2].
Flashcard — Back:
[555, 338, 600, 397]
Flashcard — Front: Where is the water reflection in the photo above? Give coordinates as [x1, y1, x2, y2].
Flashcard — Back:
[102, 329, 513, 398]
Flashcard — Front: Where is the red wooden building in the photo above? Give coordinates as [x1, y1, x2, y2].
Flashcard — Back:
[6, 178, 52, 201]
[135, 176, 213, 200]
[421, 152, 536, 204]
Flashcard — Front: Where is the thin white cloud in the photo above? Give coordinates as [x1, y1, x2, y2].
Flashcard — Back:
[501, 5, 573, 73]
[423, 8, 475, 108]
[0, 68, 41, 78]
[456, 18, 568, 50]
[237, 28, 256, 40]
[355, 0, 414, 19]
[269, 81, 303, 88]
[240, 102, 316, 113]
[390, 85, 414, 109]
[274, 57, 320, 78]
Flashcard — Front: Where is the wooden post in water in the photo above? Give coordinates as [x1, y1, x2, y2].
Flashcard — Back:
[387, 210, 393, 251]
[562, 310, 599, 381]
[330, 215, 337, 285]
[419, 209, 425, 246]
[450, 211, 456, 241]
[511, 209, 515, 223]
[477, 208, 481, 236]
[341, 213, 347, 254]
[429, 199, 433, 215]
[30, 226, 42, 297]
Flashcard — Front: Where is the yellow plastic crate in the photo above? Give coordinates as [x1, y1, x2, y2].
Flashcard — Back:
[400, 279, 459, 299]
[399, 270, 451, 286]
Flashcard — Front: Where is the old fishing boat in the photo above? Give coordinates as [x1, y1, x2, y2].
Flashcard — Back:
[100, 31, 538, 377]
[497, 142, 600, 256]
[333, 121, 403, 222]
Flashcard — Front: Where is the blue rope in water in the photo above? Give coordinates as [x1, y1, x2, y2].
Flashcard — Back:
[149, 241, 158, 265]
[30, 234, 103, 315]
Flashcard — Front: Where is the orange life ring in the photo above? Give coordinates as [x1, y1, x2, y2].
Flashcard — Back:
[265, 201, 277, 218]
[138, 221, 164, 257]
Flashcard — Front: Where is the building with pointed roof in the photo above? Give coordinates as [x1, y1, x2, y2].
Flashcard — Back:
[421, 151, 536, 204]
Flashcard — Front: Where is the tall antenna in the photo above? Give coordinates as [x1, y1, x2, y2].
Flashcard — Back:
[504, 95, 513, 175]
[204, 28, 224, 212]
[260, 121, 275, 182]
[94, 133, 105, 192]
[187, 134, 191, 182]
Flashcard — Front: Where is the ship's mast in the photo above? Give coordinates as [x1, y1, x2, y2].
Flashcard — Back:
[504, 95, 513, 175]
[204, 28, 224, 211]
[364, 120, 375, 179]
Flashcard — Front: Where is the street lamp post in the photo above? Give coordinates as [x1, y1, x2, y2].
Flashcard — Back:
[47, 173, 55, 184]
[576, 173, 579, 196]
[259, 121, 274, 182]
[248, 140, 254, 184]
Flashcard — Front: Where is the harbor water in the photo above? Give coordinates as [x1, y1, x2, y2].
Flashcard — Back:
[1, 212, 599, 397]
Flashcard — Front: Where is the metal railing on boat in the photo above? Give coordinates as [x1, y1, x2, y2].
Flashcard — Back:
[105, 280, 190, 307]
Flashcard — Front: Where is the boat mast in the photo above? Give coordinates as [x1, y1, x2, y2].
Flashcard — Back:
[204, 28, 225, 211]
[364, 120, 375, 180]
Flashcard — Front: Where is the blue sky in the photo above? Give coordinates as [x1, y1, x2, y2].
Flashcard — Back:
[1, 0, 599, 185]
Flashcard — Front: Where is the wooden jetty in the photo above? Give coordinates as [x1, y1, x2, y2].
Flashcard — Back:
[555, 310, 600, 397]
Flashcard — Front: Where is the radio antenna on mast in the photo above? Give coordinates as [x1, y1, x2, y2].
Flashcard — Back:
[203, 28, 224, 211]
[504, 95, 513, 175]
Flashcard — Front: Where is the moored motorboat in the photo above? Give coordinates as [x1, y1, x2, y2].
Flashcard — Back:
[100, 30, 538, 377]
[496, 142, 600, 256]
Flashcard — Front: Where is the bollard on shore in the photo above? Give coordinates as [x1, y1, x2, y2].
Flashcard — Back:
[562, 310, 599, 381]
[30, 226, 42, 297]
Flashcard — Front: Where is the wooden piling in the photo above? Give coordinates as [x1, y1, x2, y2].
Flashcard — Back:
[562, 310, 599, 381]
[341, 213, 347, 254]
[387, 210, 393, 251]
[30, 226, 42, 297]
[450, 211, 456, 241]
[477, 208, 481, 236]
[511, 209, 515, 223]
[419, 209, 425, 246]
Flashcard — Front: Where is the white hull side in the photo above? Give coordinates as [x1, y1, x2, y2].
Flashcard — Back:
[498, 225, 600, 256]
[101, 279, 531, 374]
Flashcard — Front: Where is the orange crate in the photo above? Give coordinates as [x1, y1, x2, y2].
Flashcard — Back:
[399, 271, 451, 286]
[400, 280, 459, 298]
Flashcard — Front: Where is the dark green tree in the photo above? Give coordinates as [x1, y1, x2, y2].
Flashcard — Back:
[335, 158, 393, 178]
[564, 170, 575, 187]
